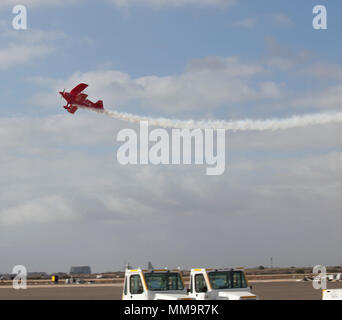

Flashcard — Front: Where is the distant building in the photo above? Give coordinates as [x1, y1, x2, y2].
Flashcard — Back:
[69, 266, 92, 275]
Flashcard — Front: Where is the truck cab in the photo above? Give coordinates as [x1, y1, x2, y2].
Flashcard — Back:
[323, 289, 342, 300]
[189, 268, 258, 300]
[122, 268, 193, 300]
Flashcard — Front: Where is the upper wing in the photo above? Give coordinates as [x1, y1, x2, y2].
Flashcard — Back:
[70, 83, 88, 96]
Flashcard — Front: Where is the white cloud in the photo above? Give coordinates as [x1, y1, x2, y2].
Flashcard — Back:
[0, 28, 66, 69]
[0, 112, 342, 269]
[0, 196, 79, 226]
[0, 44, 54, 69]
[31, 56, 281, 114]
[229, 122, 342, 152]
[111, 0, 237, 8]
[293, 84, 342, 110]
[260, 40, 342, 111]
[300, 62, 342, 81]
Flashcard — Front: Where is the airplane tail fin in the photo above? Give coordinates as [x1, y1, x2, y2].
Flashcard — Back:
[94, 100, 104, 109]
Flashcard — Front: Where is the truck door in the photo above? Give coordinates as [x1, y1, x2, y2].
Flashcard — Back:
[129, 274, 146, 300]
[194, 273, 208, 300]
[122, 276, 128, 299]
[189, 274, 195, 299]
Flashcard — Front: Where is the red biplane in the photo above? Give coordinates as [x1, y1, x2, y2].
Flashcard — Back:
[59, 83, 104, 114]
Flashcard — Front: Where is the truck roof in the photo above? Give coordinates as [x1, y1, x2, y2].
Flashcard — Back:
[125, 268, 182, 273]
[191, 267, 245, 272]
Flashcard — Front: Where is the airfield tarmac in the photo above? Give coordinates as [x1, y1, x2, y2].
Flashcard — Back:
[0, 281, 341, 300]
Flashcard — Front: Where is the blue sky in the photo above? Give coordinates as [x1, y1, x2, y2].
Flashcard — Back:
[1, 0, 342, 273]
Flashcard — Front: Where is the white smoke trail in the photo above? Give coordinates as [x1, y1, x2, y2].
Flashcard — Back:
[79, 106, 342, 131]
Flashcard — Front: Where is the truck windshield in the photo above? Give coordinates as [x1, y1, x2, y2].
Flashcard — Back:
[144, 272, 184, 291]
[208, 271, 248, 289]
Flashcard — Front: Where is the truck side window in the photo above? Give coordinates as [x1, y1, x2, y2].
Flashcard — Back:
[195, 274, 206, 293]
[130, 275, 144, 295]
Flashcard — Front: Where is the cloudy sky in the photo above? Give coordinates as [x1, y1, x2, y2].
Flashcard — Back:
[1, 0, 341, 274]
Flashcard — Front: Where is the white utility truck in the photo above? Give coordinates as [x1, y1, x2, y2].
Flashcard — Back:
[323, 289, 342, 300]
[188, 268, 258, 300]
[122, 268, 193, 300]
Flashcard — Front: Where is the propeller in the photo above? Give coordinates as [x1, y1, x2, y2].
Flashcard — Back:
[59, 89, 66, 109]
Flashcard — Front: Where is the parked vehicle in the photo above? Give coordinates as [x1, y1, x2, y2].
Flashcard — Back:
[122, 268, 193, 300]
[188, 267, 258, 300]
[323, 289, 342, 300]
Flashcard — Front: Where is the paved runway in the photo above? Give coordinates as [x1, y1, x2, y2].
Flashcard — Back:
[0, 281, 341, 300]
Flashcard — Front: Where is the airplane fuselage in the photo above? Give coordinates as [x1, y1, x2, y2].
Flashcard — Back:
[59, 84, 104, 114]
